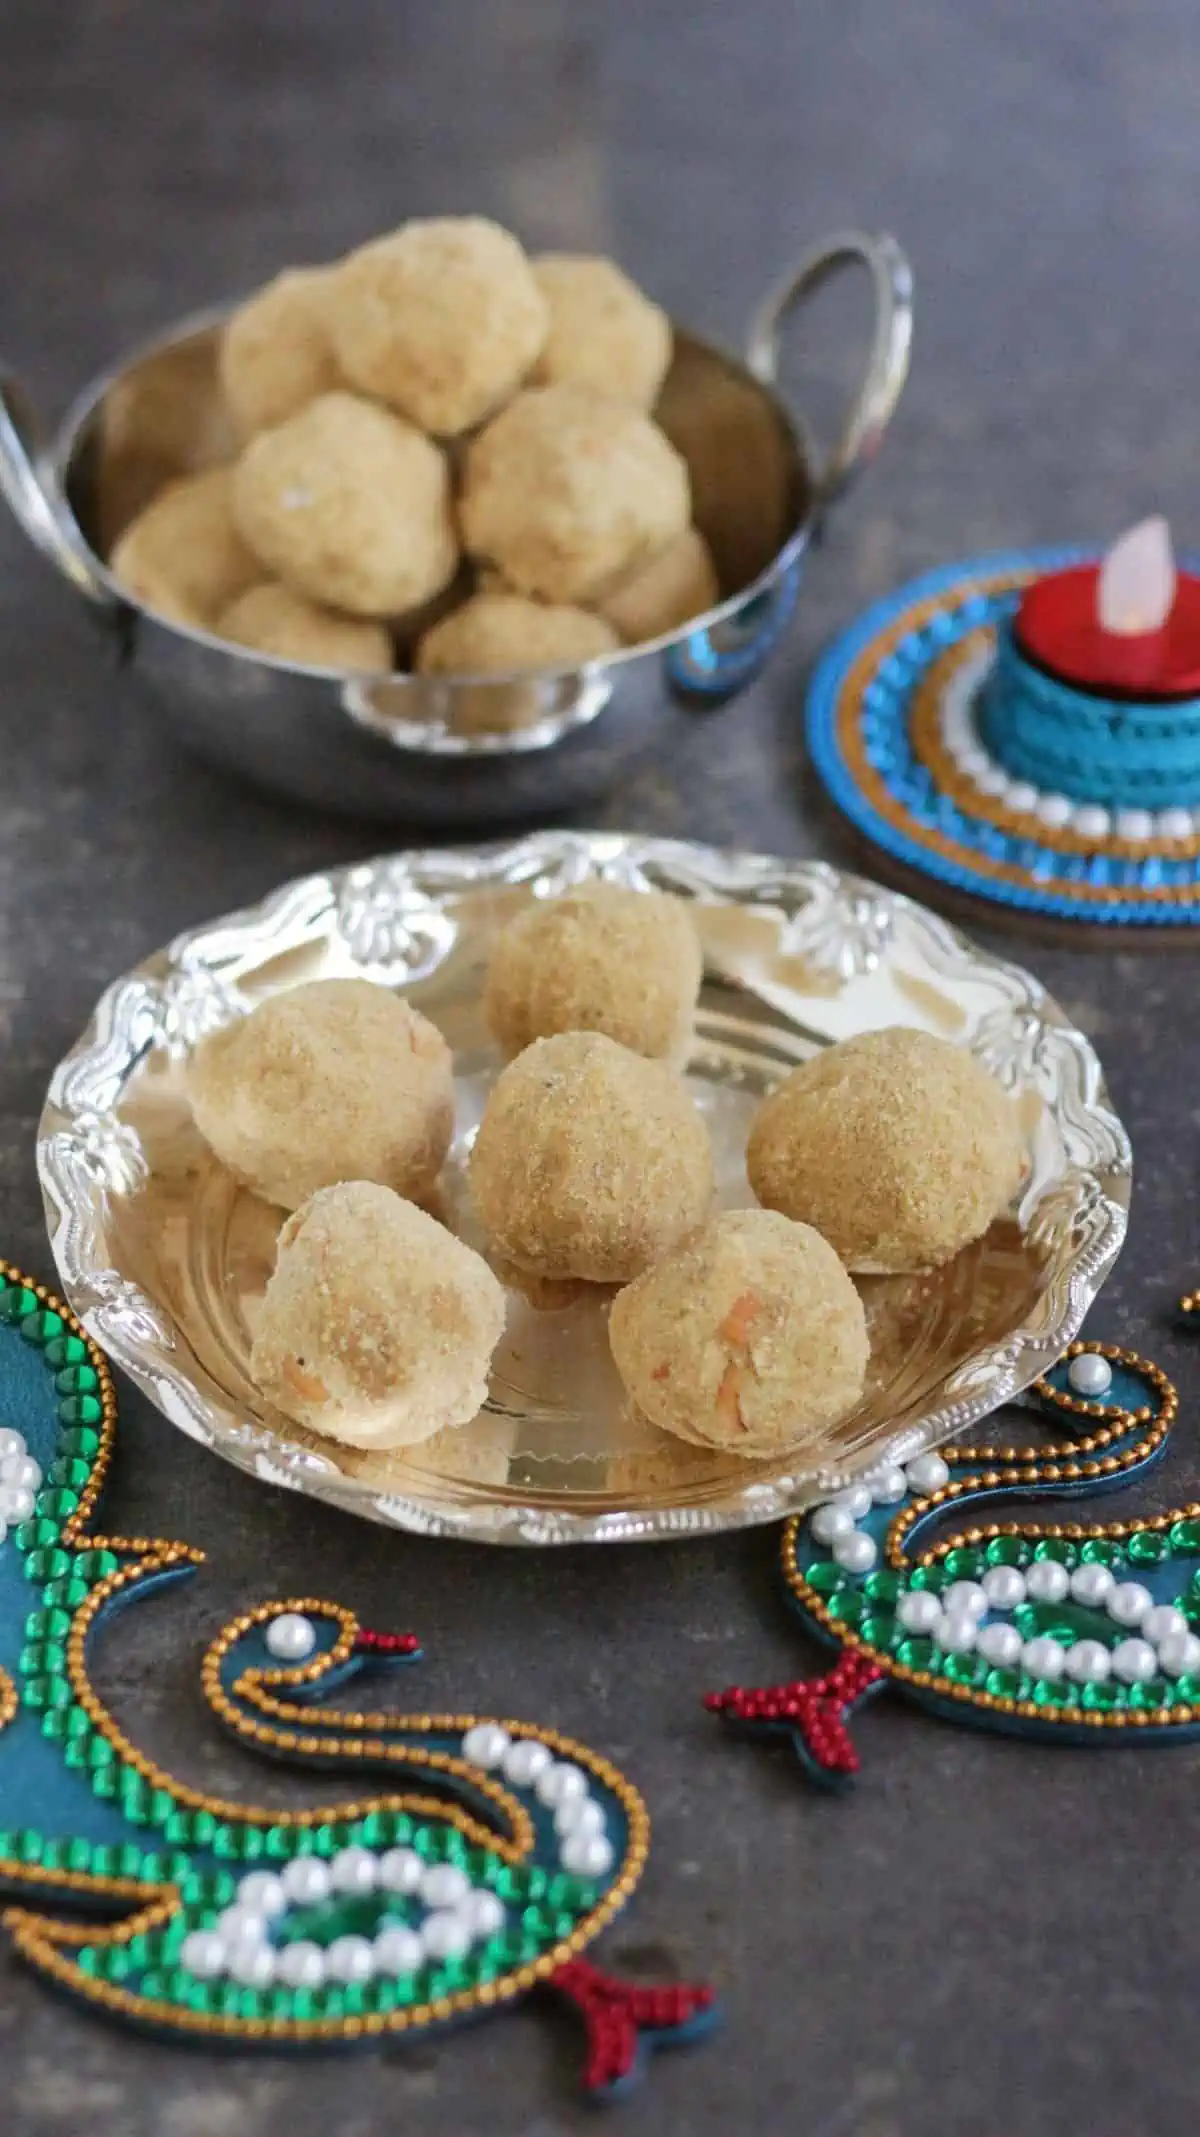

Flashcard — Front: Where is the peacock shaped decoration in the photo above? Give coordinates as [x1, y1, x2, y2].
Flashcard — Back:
[0, 1261, 714, 2099]
[707, 1336, 1200, 1783]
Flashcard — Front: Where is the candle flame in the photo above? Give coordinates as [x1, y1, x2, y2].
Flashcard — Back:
[1097, 516, 1177, 636]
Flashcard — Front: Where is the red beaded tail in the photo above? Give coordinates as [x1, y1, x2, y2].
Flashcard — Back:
[352, 1628, 422, 1657]
[704, 1652, 884, 1789]
[549, 1956, 717, 2099]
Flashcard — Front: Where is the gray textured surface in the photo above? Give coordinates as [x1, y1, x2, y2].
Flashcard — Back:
[2, 3, 1199, 2131]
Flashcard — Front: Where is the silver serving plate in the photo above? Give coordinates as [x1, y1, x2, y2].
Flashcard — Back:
[37, 833, 1130, 1546]
[0, 233, 912, 824]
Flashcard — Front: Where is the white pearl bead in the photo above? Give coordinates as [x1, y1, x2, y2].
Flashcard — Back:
[329, 1846, 379, 1896]
[1157, 1629, 1200, 1678]
[831, 1485, 872, 1520]
[1073, 804, 1111, 840]
[236, 1871, 286, 1920]
[275, 1940, 327, 1989]
[1115, 808, 1154, 842]
[0, 1454, 39, 1492]
[461, 1888, 506, 1939]
[226, 1938, 276, 1989]
[1106, 1581, 1153, 1627]
[977, 764, 1011, 798]
[377, 1847, 423, 1895]
[325, 1934, 376, 1985]
[977, 1622, 1023, 1668]
[264, 1612, 317, 1662]
[897, 1589, 942, 1634]
[933, 1611, 978, 1654]
[0, 1485, 34, 1524]
[944, 1581, 988, 1621]
[981, 1565, 1026, 1611]
[1025, 1559, 1070, 1604]
[421, 1910, 471, 1962]
[1022, 1635, 1067, 1682]
[420, 1863, 470, 1910]
[810, 1503, 855, 1546]
[502, 1738, 552, 1787]
[1065, 1639, 1112, 1685]
[905, 1454, 950, 1493]
[1037, 793, 1073, 828]
[1143, 1604, 1188, 1646]
[867, 1465, 908, 1506]
[0, 1427, 25, 1461]
[280, 1854, 332, 1906]
[218, 1906, 268, 1947]
[1067, 1353, 1113, 1398]
[461, 1722, 510, 1769]
[180, 1929, 226, 1979]
[1111, 1638, 1159, 1685]
[1068, 1563, 1114, 1608]
[536, 1762, 587, 1809]
[373, 1925, 424, 1976]
[560, 1832, 615, 1878]
[555, 1796, 606, 1839]
[1157, 806, 1194, 840]
[832, 1532, 877, 1574]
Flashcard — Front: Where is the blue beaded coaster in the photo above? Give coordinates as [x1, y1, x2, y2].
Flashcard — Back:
[706, 1338, 1200, 1787]
[0, 1262, 715, 2098]
[806, 548, 1200, 928]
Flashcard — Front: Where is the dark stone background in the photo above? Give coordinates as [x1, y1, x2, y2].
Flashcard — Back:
[2, 4, 1198, 2131]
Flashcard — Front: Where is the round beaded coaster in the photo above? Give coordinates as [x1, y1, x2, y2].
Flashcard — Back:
[706, 1333, 1200, 1786]
[0, 1261, 714, 2098]
[806, 548, 1200, 931]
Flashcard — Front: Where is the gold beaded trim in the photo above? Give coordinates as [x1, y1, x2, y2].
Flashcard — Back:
[780, 1343, 1192, 1734]
[886, 1344, 1176, 1571]
[910, 629, 1200, 862]
[0, 1264, 651, 2042]
[0, 1668, 17, 1740]
[836, 578, 1200, 907]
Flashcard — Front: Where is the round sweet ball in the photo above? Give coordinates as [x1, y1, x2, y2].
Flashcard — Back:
[329, 217, 548, 436]
[469, 1031, 713, 1283]
[531, 254, 672, 409]
[231, 391, 457, 618]
[251, 1181, 505, 1450]
[189, 978, 454, 1212]
[596, 526, 720, 644]
[219, 267, 341, 439]
[109, 466, 260, 628]
[216, 583, 392, 672]
[746, 1026, 1026, 1274]
[460, 384, 691, 604]
[609, 1209, 868, 1455]
[416, 590, 617, 677]
[484, 883, 702, 1063]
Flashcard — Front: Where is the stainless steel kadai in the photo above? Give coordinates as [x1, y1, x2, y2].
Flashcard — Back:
[0, 232, 912, 823]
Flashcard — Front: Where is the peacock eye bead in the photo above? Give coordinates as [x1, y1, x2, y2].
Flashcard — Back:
[24, 1308, 65, 1346]
[60, 1426, 101, 1460]
[54, 1363, 99, 1396]
[1079, 1538, 1125, 1567]
[58, 1393, 103, 1428]
[985, 1535, 1031, 1569]
[44, 1332, 89, 1368]
[805, 1560, 846, 1597]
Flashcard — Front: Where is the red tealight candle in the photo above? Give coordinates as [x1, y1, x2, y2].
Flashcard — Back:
[1015, 517, 1200, 700]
